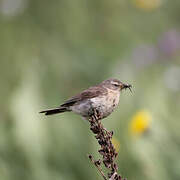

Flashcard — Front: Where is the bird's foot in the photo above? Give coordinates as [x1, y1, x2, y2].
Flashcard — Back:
[93, 109, 102, 121]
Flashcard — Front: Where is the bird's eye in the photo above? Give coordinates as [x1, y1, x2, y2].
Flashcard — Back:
[112, 83, 119, 87]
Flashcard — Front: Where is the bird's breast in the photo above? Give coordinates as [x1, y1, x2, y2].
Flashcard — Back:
[107, 89, 120, 107]
[90, 89, 120, 118]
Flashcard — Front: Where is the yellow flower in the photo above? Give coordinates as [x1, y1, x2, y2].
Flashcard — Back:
[129, 110, 152, 136]
[112, 137, 120, 153]
[133, 0, 163, 11]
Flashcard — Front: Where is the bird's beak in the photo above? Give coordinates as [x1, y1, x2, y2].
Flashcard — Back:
[121, 83, 132, 93]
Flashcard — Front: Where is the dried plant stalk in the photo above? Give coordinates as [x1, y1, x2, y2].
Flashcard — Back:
[88, 110, 126, 180]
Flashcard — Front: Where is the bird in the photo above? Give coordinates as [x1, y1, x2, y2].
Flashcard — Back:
[40, 78, 132, 120]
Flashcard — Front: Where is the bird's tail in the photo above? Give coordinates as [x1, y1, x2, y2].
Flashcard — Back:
[39, 107, 68, 115]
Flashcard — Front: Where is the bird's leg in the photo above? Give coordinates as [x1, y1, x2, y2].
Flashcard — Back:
[94, 109, 100, 120]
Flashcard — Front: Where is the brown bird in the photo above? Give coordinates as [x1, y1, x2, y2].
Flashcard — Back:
[40, 78, 132, 120]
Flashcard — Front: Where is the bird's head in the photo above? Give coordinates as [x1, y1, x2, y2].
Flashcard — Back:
[101, 78, 132, 92]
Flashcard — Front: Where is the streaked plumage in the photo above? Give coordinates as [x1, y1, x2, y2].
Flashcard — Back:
[40, 78, 132, 120]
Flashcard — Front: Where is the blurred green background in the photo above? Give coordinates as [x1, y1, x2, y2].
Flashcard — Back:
[0, 0, 180, 180]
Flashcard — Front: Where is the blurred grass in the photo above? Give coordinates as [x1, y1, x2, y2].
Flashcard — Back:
[0, 0, 180, 180]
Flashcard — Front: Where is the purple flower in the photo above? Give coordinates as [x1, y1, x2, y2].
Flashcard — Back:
[132, 44, 158, 68]
[158, 29, 180, 56]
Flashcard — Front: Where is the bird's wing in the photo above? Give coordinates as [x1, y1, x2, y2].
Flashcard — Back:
[60, 86, 107, 107]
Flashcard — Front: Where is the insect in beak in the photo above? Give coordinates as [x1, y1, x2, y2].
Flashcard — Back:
[123, 84, 132, 93]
